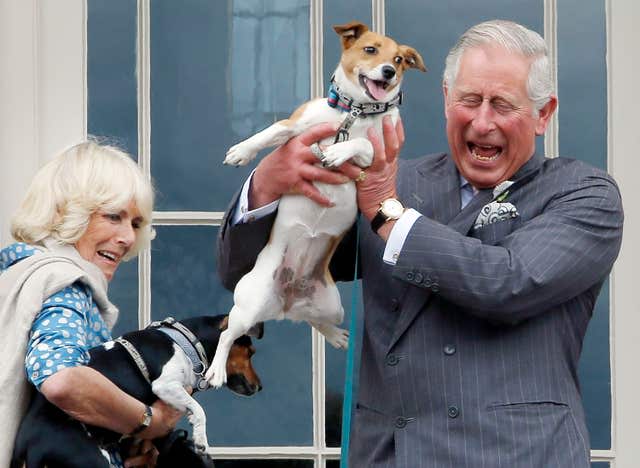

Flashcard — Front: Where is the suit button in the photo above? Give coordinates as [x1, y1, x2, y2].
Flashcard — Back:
[431, 283, 440, 293]
[406, 272, 414, 281]
[395, 417, 407, 428]
[448, 405, 460, 418]
[443, 344, 456, 355]
[414, 272, 424, 284]
[424, 278, 432, 288]
[386, 354, 399, 366]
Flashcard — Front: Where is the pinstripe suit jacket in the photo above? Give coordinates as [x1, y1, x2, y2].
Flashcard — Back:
[216, 152, 623, 468]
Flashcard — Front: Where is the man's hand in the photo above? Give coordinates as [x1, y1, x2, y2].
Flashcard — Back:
[249, 122, 351, 209]
[340, 115, 405, 222]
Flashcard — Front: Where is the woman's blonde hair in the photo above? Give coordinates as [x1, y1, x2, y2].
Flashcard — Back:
[11, 140, 155, 260]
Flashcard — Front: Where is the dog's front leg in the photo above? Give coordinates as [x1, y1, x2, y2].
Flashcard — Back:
[320, 137, 374, 168]
[224, 122, 302, 166]
[151, 380, 211, 452]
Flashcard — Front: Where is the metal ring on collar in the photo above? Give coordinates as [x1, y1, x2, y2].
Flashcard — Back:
[310, 142, 326, 163]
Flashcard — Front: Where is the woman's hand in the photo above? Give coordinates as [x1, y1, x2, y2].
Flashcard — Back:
[124, 439, 158, 468]
[250, 122, 350, 208]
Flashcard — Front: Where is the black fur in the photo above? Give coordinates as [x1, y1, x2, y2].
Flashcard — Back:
[12, 315, 260, 468]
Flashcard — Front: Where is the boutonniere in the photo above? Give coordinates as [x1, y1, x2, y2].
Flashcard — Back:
[473, 180, 519, 229]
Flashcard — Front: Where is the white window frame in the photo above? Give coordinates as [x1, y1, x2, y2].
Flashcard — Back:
[1, 0, 638, 465]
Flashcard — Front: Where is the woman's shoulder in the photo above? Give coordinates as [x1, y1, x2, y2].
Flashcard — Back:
[0, 242, 43, 272]
[44, 282, 93, 311]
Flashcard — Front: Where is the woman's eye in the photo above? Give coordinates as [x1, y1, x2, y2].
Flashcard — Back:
[363, 46, 377, 55]
[104, 213, 121, 222]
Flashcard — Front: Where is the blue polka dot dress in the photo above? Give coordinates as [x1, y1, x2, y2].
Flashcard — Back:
[1, 243, 113, 388]
[2, 242, 122, 467]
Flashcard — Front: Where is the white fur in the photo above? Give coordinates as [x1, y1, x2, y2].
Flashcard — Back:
[152, 343, 211, 450]
[207, 58, 400, 389]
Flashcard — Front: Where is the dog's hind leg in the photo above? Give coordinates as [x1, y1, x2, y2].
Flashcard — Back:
[308, 320, 349, 349]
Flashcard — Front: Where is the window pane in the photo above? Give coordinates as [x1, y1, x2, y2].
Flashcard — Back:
[87, 0, 138, 156]
[150, 225, 313, 445]
[150, 0, 310, 211]
[325, 281, 363, 447]
[591, 463, 610, 468]
[386, 0, 543, 160]
[558, 0, 611, 450]
[109, 259, 139, 337]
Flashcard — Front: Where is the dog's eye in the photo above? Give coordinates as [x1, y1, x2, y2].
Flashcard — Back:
[363, 46, 377, 55]
[394, 56, 403, 64]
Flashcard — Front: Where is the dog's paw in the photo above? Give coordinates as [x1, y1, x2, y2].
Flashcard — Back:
[224, 143, 257, 166]
[205, 361, 227, 388]
[320, 146, 352, 168]
[324, 325, 349, 350]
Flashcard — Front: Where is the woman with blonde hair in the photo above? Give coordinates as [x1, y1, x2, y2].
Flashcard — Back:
[1, 140, 182, 467]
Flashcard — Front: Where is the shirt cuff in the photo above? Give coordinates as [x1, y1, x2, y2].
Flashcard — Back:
[231, 170, 280, 225]
[382, 208, 421, 265]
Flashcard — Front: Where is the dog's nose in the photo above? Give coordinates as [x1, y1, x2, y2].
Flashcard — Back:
[382, 65, 396, 80]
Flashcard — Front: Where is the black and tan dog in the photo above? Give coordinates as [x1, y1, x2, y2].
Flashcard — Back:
[12, 314, 262, 468]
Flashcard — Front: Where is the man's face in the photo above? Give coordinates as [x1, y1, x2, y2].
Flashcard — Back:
[444, 45, 556, 188]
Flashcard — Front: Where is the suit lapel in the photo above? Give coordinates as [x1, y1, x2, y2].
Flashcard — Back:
[388, 156, 461, 352]
[387, 153, 546, 351]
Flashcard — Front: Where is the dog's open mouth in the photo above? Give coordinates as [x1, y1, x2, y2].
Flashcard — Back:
[359, 75, 389, 101]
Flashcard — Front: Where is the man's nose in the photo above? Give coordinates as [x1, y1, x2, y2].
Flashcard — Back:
[471, 101, 497, 134]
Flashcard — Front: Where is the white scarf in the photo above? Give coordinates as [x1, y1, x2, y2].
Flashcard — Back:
[0, 239, 118, 468]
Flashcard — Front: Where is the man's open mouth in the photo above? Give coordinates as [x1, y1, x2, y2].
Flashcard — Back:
[359, 75, 389, 101]
[468, 143, 502, 162]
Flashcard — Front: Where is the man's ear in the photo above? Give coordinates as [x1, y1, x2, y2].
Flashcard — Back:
[443, 83, 451, 119]
[534, 95, 558, 136]
[333, 21, 369, 50]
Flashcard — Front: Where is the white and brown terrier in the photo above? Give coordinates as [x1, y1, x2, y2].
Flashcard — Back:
[206, 21, 425, 388]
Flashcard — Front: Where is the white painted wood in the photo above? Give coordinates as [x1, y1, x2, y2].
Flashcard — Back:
[0, 0, 85, 245]
[608, 0, 640, 466]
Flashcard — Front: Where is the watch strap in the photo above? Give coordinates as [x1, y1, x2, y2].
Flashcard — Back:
[370, 210, 390, 233]
[130, 405, 153, 436]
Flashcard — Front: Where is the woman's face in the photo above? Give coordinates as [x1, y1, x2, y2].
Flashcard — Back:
[75, 200, 143, 281]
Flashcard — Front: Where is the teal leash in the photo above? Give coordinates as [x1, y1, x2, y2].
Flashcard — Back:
[340, 216, 360, 468]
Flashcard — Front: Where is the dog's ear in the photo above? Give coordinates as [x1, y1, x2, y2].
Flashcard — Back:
[333, 21, 369, 49]
[246, 322, 264, 340]
[399, 45, 427, 72]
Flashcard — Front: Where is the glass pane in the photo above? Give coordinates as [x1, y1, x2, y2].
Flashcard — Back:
[591, 463, 610, 468]
[87, 0, 138, 156]
[325, 281, 363, 447]
[558, 0, 611, 450]
[323, 0, 372, 88]
[150, 226, 313, 445]
[326, 461, 340, 468]
[108, 259, 139, 337]
[214, 461, 313, 468]
[386, 0, 543, 160]
[150, 0, 311, 211]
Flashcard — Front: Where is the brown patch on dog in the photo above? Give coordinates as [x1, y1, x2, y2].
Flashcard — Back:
[218, 316, 229, 331]
[227, 343, 261, 388]
[333, 21, 426, 94]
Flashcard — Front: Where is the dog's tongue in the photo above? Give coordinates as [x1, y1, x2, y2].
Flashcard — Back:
[364, 77, 387, 101]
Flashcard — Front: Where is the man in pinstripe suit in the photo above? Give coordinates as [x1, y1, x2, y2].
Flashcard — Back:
[217, 20, 623, 467]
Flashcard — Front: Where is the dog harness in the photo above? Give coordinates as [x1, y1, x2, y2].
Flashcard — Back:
[328, 77, 403, 143]
[148, 317, 211, 392]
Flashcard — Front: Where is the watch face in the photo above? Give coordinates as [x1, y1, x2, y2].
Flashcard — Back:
[381, 198, 404, 218]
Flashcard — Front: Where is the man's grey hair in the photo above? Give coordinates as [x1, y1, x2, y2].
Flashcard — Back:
[443, 19, 554, 111]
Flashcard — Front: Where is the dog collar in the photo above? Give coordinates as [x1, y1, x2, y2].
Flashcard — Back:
[148, 317, 210, 392]
[327, 79, 403, 116]
[328, 78, 402, 143]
